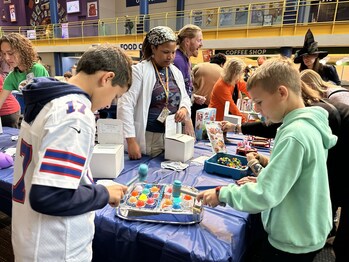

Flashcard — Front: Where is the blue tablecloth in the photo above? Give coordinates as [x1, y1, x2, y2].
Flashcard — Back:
[92, 137, 270, 262]
[0, 127, 19, 216]
[0, 130, 271, 262]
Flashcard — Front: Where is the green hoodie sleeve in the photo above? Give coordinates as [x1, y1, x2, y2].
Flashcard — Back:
[219, 136, 305, 213]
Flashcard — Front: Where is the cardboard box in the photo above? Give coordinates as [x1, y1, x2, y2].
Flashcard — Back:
[90, 119, 124, 178]
[195, 108, 216, 140]
[164, 115, 194, 162]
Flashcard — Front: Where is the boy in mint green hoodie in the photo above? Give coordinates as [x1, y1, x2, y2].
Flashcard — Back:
[197, 57, 337, 261]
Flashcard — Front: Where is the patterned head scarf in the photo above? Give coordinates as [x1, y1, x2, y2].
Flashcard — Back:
[146, 26, 177, 46]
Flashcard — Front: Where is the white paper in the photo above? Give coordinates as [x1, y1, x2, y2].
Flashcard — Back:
[97, 119, 123, 144]
[165, 114, 177, 137]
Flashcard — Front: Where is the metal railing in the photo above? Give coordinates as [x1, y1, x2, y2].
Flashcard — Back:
[0, 0, 348, 42]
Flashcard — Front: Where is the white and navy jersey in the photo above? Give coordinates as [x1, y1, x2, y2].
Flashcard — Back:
[12, 93, 96, 262]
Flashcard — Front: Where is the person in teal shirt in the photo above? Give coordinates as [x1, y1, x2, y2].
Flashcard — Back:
[0, 33, 49, 111]
[197, 57, 337, 261]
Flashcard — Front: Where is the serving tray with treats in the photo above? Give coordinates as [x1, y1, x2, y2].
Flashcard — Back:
[250, 136, 271, 148]
[116, 183, 203, 224]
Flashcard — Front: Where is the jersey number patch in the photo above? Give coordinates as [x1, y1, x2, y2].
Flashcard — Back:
[13, 139, 33, 204]
[66, 101, 86, 114]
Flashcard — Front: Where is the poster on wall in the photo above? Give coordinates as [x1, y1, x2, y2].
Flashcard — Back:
[251, 5, 264, 24]
[87, 2, 98, 17]
[61, 23, 69, 39]
[66, 0, 80, 14]
[204, 8, 218, 27]
[202, 49, 213, 62]
[235, 6, 248, 25]
[27, 30, 36, 40]
[9, 4, 16, 22]
[219, 7, 233, 26]
[192, 11, 203, 27]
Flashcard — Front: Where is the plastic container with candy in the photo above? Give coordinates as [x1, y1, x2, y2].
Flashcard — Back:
[204, 152, 250, 179]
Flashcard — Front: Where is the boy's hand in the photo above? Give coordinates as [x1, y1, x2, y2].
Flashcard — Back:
[246, 152, 269, 167]
[236, 176, 257, 186]
[246, 152, 259, 161]
[196, 189, 220, 208]
[257, 153, 269, 167]
[105, 184, 128, 207]
[221, 121, 234, 132]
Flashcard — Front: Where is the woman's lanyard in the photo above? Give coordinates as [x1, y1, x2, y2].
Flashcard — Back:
[152, 60, 169, 108]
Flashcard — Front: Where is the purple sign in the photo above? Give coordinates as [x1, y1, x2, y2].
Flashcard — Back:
[126, 0, 167, 8]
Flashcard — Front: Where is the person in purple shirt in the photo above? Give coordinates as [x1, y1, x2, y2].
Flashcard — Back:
[173, 24, 204, 136]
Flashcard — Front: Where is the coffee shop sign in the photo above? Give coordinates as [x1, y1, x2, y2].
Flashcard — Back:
[224, 49, 267, 56]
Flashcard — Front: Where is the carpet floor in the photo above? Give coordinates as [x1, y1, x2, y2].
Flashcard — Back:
[0, 211, 335, 262]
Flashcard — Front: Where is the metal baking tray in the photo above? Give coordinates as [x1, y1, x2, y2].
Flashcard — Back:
[116, 183, 203, 224]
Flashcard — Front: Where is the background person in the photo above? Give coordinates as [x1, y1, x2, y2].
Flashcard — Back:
[117, 26, 191, 159]
[0, 33, 49, 111]
[124, 15, 134, 35]
[294, 29, 341, 85]
[174, 24, 204, 136]
[191, 53, 227, 124]
[300, 69, 349, 105]
[0, 75, 20, 128]
[0, 56, 20, 128]
[209, 57, 247, 122]
[63, 71, 73, 82]
[257, 55, 267, 66]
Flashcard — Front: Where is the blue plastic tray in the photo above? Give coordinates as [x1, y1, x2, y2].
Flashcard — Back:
[204, 153, 250, 179]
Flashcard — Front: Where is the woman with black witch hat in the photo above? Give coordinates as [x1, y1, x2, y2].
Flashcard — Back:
[294, 29, 341, 85]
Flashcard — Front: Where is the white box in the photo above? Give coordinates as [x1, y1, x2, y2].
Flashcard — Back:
[164, 115, 194, 162]
[90, 144, 124, 178]
[223, 101, 242, 125]
[90, 119, 124, 178]
[165, 134, 195, 162]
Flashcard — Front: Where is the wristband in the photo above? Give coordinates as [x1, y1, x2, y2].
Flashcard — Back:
[234, 124, 239, 134]
[250, 163, 263, 176]
[215, 186, 222, 197]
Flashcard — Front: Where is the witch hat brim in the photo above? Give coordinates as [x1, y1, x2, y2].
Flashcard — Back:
[294, 29, 328, 64]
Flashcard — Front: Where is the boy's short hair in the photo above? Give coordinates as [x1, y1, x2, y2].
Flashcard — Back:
[247, 56, 301, 96]
[76, 45, 132, 89]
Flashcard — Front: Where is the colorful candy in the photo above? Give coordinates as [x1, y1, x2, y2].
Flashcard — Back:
[217, 156, 245, 169]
